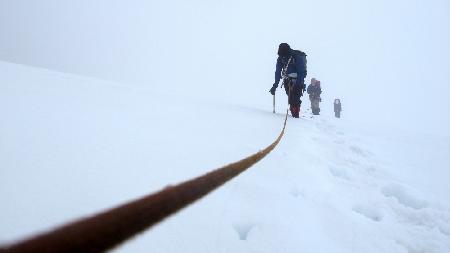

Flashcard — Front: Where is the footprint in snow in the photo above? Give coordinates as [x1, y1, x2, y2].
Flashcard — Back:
[328, 166, 351, 181]
[290, 187, 306, 198]
[349, 145, 372, 158]
[381, 183, 428, 210]
[380, 183, 450, 250]
[232, 222, 256, 241]
[352, 204, 384, 222]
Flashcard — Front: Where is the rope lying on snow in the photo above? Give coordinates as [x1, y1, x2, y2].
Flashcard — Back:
[0, 109, 289, 253]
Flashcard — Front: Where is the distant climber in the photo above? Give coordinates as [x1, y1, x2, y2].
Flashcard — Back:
[307, 78, 322, 115]
[269, 43, 307, 118]
[334, 99, 342, 118]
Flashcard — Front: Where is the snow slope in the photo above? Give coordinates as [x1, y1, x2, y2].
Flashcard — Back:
[1, 61, 449, 252]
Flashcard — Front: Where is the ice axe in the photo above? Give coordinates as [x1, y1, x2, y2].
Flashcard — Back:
[273, 94, 276, 113]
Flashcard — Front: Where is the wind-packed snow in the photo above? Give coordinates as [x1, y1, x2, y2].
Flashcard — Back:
[1, 0, 450, 251]
[1, 61, 449, 252]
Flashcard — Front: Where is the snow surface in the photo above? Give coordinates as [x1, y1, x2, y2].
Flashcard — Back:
[1, 61, 449, 252]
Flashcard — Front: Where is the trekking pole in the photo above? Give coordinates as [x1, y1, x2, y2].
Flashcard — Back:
[273, 94, 276, 113]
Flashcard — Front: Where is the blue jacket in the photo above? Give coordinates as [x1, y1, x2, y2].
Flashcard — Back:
[274, 50, 307, 87]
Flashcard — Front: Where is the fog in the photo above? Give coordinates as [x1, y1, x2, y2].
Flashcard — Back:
[1, 0, 449, 135]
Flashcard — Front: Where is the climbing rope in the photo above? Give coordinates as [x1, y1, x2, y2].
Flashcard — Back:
[0, 109, 289, 253]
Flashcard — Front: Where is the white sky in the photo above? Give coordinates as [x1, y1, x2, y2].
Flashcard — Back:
[1, 0, 449, 134]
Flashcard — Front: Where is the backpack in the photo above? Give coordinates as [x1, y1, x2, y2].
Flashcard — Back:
[291, 50, 307, 77]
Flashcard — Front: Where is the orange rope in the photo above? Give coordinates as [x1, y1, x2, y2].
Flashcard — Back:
[1, 109, 289, 253]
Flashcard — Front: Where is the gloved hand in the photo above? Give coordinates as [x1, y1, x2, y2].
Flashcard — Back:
[269, 83, 277, 95]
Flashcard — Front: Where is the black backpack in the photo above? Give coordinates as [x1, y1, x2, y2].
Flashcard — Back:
[291, 50, 307, 77]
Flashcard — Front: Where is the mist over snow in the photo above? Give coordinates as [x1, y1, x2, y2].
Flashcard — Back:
[1, 0, 449, 134]
[1, 1, 450, 252]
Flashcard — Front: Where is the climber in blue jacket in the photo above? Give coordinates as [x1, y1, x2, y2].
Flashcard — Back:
[269, 43, 307, 118]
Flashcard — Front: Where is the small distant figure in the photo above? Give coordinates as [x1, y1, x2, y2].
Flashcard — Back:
[334, 99, 342, 118]
[307, 78, 322, 115]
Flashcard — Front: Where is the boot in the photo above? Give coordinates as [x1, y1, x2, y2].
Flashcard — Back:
[312, 108, 319, 115]
[294, 106, 300, 118]
[290, 105, 300, 118]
